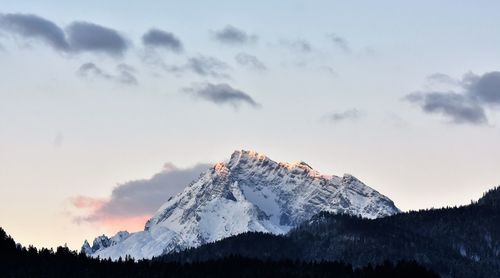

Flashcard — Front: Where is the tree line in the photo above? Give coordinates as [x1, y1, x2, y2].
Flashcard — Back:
[0, 227, 438, 278]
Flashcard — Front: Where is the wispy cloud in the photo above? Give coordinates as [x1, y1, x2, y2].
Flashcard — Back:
[328, 33, 350, 53]
[280, 39, 313, 53]
[77, 62, 138, 85]
[322, 109, 361, 123]
[318, 65, 339, 77]
[184, 83, 260, 109]
[53, 132, 64, 148]
[212, 25, 257, 45]
[143, 53, 230, 78]
[426, 73, 459, 86]
[186, 55, 230, 78]
[235, 53, 266, 71]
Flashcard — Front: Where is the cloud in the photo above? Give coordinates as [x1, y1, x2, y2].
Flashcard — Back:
[328, 34, 350, 52]
[142, 28, 183, 53]
[72, 163, 210, 228]
[465, 71, 500, 105]
[77, 62, 138, 85]
[322, 109, 360, 123]
[318, 65, 339, 77]
[0, 13, 130, 58]
[115, 64, 138, 85]
[405, 92, 487, 125]
[426, 73, 458, 86]
[184, 83, 260, 108]
[0, 13, 69, 51]
[406, 71, 500, 125]
[186, 55, 229, 78]
[66, 21, 129, 56]
[281, 39, 312, 53]
[53, 132, 64, 148]
[143, 53, 230, 78]
[235, 53, 266, 71]
[213, 25, 257, 45]
[72, 196, 107, 210]
[78, 62, 112, 79]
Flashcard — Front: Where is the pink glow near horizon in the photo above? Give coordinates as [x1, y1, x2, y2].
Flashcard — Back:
[71, 196, 151, 233]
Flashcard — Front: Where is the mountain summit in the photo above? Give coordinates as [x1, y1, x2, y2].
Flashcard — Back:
[83, 150, 400, 260]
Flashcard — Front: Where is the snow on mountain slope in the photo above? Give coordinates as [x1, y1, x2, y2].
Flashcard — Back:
[83, 150, 400, 260]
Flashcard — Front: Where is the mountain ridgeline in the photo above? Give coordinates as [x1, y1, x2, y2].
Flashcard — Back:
[159, 186, 500, 278]
[84, 150, 400, 260]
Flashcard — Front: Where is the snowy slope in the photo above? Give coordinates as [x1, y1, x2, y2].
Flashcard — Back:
[83, 150, 400, 260]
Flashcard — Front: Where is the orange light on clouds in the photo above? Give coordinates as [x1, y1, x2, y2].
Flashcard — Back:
[70, 196, 150, 233]
[71, 196, 107, 210]
[97, 215, 151, 233]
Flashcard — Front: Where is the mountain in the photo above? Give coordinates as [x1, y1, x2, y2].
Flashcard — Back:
[160, 186, 500, 278]
[81, 231, 130, 255]
[83, 150, 400, 260]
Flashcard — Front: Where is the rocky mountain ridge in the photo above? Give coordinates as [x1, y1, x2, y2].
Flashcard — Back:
[83, 150, 400, 260]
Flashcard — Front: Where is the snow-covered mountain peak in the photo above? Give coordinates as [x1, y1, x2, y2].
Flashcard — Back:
[213, 161, 230, 176]
[287, 161, 313, 170]
[84, 150, 400, 260]
[227, 149, 328, 180]
[227, 149, 268, 168]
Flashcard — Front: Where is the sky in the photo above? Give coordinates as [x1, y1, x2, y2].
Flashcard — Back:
[1, 0, 500, 250]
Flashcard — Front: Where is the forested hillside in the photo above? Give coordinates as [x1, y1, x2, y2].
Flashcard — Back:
[0, 227, 437, 278]
[162, 187, 500, 278]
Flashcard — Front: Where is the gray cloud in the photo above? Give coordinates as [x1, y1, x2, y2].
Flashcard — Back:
[187, 55, 229, 78]
[78, 62, 112, 79]
[160, 63, 184, 74]
[184, 83, 260, 108]
[142, 28, 183, 53]
[116, 70, 138, 85]
[75, 163, 210, 221]
[406, 71, 500, 125]
[77, 62, 138, 85]
[328, 34, 350, 52]
[281, 39, 312, 53]
[0, 13, 130, 58]
[319, 65, 339, 76]
[466, 71, 500, 106]
[53, 132, 63, 148]
[0, 13, 69, 51]
[322, 109, 360, 123]
[66, 21, 128, 56]
[235, 53, 266, 71]
[213, 25, 257, 45]
[426, 73, 458, 85]
[405, 92, 487, 125]
[144, 54, 230, 78]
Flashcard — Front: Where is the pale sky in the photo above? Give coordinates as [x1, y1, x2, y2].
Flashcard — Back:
[1, 0, 500, 250]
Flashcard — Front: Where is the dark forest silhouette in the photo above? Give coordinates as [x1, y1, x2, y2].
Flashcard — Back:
[0, 227, 438, 278]
[160, 187, 500, 278]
